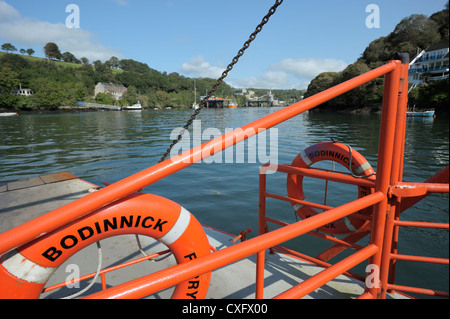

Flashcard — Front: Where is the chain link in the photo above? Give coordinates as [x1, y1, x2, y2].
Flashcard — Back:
[159, 0, 284, 163]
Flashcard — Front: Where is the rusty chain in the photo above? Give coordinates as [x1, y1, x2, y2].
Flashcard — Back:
[159, 0, 284, 163]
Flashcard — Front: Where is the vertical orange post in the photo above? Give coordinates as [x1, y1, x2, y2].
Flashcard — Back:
[256, 168, 268, 299]
[380, 57, 410, 298]
[366, 59, 402, 298]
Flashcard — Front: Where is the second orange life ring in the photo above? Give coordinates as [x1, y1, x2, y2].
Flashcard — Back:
[0, 193, 211, 299]
[286, 142, 375, 234]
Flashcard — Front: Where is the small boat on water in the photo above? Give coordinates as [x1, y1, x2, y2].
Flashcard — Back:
[228, 100, 238, 108]
[122, 103, 142, 111]
[0, 113, 18, 117]
[406, 110, 435, 117]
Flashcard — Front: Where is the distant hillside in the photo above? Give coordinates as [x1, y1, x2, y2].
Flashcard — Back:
[304, 3, 449, 116]
[0, 49, 303, 111]
[0, 50, 237, 110]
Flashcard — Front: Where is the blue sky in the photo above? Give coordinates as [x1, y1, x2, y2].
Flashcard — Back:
[0, 0, 447, 89]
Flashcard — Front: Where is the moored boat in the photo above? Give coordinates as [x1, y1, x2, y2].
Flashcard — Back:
[406, 110, 435, 117]
[122, 102, 142, 111]
[0, 113, 18, 117]
[228, 100, 238, 108]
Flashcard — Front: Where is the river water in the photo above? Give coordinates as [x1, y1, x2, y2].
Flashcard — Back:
[0, 107, 448, 297]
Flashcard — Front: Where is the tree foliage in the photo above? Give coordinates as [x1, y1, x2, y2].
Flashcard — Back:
[44, 42, 62, 61]
[306, 4, 449, 113]
[0, 36, 302, 110]
[1, 43, 17, 53]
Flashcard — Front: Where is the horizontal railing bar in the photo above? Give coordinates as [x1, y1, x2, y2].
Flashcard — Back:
[274, 244, 378, 299]
[390, 253, 449, 265]
[42, 249, 172, 294]
[265, 192, 334, 211]
[272, 226, 365, 254]
[272, 245, 365, 281]
[395, 182, 449, 194]
[394, 220, 449, 229]
[85, 192, 385, 299]
[264, 216, 365, 251]
[0, 62, 397, 256]
[357, 292, 375, 299]
[387, 284, 449, 298]
[261, 164, 377, 188]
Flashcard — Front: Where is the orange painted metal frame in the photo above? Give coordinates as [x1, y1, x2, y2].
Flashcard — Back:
[0, 58, 448, 299]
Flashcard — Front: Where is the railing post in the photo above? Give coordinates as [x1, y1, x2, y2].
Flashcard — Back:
[379, 54, 410, 298]
[366, 58, 402, 298]
[256, 167, 268, 299]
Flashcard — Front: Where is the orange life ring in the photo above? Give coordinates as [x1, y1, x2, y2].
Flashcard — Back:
[0, 193, 211, 299]
[286, 142, 375, 235]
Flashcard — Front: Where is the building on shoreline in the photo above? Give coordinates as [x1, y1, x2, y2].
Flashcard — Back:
[95, 82, 127, 100]
[409, 43, 449, 87]
[13, 84, 33, 96]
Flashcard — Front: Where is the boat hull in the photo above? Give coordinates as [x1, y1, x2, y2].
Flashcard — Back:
[0, 113, 18, 117]
[406, 110, 435, 117]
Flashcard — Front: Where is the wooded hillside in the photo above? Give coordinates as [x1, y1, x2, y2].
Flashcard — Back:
[0, 46, 303, 110]
[304, 3, 449, 115]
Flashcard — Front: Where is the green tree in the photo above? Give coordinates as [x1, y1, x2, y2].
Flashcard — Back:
[388, 14, 441, 50]
[32, 79, 63, 109]
[95, 92, 115, 105]
[61, 52, 79, 63]
[304, 72, 338, 98]
[119, 59, 151, 73]
[0, 52, 29, 70]
[0, 93, 19, 109]
[0, 66, 20, 93]
[1, 43, 17, 53]
[430, 3, 450, 43]
[409, 79, 449, 112]
[107, 56, 120, 69]
[362, 37, 392, 64]
[26, 48, 35, 56]
[123, 86, 139, 105]
[0, 66, 20, 109]
[155, 90, 171, 107]
[44, 42, 62, 61]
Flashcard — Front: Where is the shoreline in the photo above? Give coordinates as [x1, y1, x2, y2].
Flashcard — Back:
[1, 104, 447, 117]
[0, 105, 191, 114]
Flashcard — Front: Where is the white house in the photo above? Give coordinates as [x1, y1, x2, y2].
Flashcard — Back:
[409, 43, 449, 87]
[13, 84, 33, 96]
[95, 82, 127, 100]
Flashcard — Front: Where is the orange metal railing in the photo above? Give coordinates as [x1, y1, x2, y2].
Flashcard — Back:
[0, 55, 448, 299]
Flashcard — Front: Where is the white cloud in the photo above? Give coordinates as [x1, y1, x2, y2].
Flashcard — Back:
[181, 55, 224, 79]
[0, 1, 122, 62]
[0, 0, 19, 21]
[230, 58, 348, 90]
[180, 54, 348, 90]
[228, 71, 290, 90]
[273, 58, 348, 79]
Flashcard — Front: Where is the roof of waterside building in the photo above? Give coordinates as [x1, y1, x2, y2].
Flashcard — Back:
[98, 82, 127, 89]
[424, 42, 449, 52]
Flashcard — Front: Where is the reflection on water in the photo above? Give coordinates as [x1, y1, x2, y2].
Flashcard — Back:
[0, 108, 448, 297]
